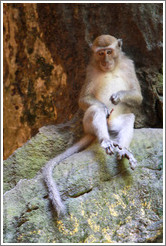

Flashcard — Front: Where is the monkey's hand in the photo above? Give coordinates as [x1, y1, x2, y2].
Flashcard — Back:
[110, 92, 121, 105]
[101, 139, 122, 155]
[116, 148, 137, 170]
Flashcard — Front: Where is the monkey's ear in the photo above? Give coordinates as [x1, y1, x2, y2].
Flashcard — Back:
[118, 39, 123, 48]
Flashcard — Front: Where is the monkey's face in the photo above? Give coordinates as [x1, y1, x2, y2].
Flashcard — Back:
[95, 48, 118, 72]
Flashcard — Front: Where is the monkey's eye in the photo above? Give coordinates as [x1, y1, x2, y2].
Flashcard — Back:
[98, 51, 105, 56]
[107, 50, 112, 55]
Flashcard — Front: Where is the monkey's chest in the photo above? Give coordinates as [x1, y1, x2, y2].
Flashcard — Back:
[94, 75, 127, 107]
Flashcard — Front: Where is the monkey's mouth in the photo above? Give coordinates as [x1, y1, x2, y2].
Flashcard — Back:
[100, 62, 112, 71]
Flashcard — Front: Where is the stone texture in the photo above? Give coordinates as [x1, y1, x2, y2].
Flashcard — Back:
[3, 3, 163, 159]
[3, 126, 163, 243]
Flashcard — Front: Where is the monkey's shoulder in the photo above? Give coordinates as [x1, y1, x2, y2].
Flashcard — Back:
[118, 54, 135, 71]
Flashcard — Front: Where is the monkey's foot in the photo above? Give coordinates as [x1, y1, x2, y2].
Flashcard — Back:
[117, 148, 137, 170]
[101, 139, 118, 155]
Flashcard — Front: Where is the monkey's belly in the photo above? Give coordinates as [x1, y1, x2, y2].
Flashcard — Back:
[94, 79, 130, 118]
[94, 74, 127, 104]
[95, 82, 126, 107]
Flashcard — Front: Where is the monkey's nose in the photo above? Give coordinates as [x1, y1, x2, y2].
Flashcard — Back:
[101, 61, 108, 67]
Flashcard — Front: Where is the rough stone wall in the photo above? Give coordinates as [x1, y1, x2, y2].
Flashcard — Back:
[3, 3, 163, 159]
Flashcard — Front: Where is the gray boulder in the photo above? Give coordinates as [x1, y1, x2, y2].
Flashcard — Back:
[3, 127, 163, 243]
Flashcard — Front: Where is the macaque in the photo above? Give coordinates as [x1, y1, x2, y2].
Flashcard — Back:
[43, 35, 143, 217]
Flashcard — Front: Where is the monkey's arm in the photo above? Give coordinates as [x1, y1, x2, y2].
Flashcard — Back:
[111, 88, 143, 106]
[79, 82, 109, 116]
[111, 61, 143, 106]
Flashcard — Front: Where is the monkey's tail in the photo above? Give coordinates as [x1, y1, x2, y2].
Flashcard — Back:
[42, 134, 95, 217]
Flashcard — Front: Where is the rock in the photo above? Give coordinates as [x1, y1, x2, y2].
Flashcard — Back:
[3, 126, 163, 243]
[3, 122, 82, 193]
[3, 3, 163, 159]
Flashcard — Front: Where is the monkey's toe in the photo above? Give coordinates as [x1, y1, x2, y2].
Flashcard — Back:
[106, 147, 114, 155]
[128, 157, 137, 170]
[113, 142, 122, 150]
[117, 148, 137, 170]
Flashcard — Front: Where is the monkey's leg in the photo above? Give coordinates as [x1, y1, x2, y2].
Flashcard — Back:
[83, 105, 117, 154]
[108, 113, 137, 169]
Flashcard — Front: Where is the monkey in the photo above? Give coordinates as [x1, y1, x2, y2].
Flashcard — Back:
[42, 34, 143, 217]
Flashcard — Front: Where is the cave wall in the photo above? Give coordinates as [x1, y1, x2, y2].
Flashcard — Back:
[3, 3, 163, 159]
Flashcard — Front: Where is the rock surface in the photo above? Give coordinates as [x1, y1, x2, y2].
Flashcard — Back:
[3, 3, 163, 159]
[3, 126, 163, 243]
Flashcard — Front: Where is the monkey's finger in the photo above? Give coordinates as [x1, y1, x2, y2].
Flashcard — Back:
[129, 156, 137, 169]
[110, 95, 120, 105]
[106, 147, 114, 155]
[129, 158, 137, 170]
[113, 143, 122, 150]
[106, 148, 111, 154]
[111, 99, 118, 105]
[110, 96, 115, 104]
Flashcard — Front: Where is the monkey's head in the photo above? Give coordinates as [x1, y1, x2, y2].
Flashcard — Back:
[91, 35, 122, 72]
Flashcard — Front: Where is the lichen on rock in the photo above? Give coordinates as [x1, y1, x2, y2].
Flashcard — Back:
[3, 126, 163, 243]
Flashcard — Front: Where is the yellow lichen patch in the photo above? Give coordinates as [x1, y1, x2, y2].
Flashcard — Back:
[80, 201, 86, 217]
[104, 199, 118, 217]
[81, 209, 85, 217]
[87, 218, 100, 232]
[105, 193, 127, 217]
[125, 215, 132, 223]
[141, 201, 147, 207]
[57, 214, 79, 236]
[102, 228, 115, 243]
[69, 214, 79, 236]
[113, 194, 126, 209]
[84, 234, 96, 243]
[56, 220, 66, 234]
[108, 205, 119, 217]
[142, 200, 151, 209]
[122, 185, 131, 196]
[17, 234, 23, 241]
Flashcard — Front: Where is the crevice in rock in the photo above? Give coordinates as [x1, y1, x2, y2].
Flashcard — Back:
[68, 187, 93, 198]
[143, 166, 162, 171]
[17, 218, 29, 228]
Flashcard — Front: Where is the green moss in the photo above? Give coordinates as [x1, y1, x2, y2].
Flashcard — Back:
[3, 127, 71, 193]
